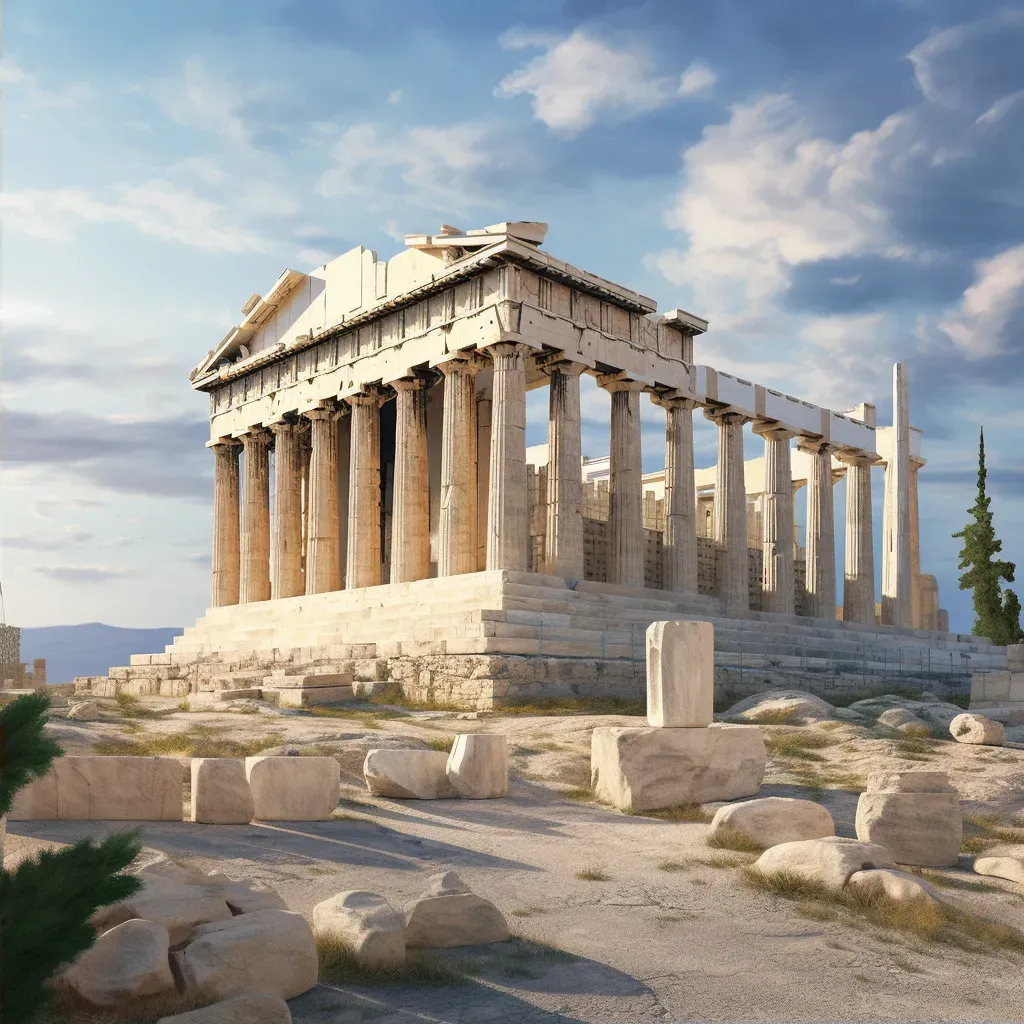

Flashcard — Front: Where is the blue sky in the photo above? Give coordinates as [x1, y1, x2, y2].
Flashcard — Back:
[2, 0, 1022, 632]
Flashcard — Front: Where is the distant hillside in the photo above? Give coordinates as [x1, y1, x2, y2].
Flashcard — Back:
[19, 623, 183, 685]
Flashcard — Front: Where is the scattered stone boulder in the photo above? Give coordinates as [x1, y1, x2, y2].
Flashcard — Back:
[223, 880, 289, 914]
[832, 708, 866, 723]
[849, 695, 964, 734]
[950, 713, 1006, 747]
[877, 708, 932, 737]
[709, 797, 835, 849]
[753, 837, 895, 891]
[855, 771, 961, 867]
[123, 884, 233, 944]
[312, 890, 405, 968]
[157, 993, 291, 1024]
[363, 749, 457, 799]
[723, 690, 835, 724]
[404, 871, 509, 948]
[245, 756, 340, 820]
[66, 701, 99, 721]
[974, 854, 1024, 886]
[173, 909, 318, 1000]
[446, 734, 508, 799]
[191, 758, 255, 824]
[847, 868, 942, 904]
[64, 919, 175, 1006]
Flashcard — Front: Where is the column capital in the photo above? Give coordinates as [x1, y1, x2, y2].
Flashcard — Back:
[306, 402, 345, 422]
[650, 390, 698, 412]
[209, 436, 242, 450]
[535, 351, 586, 377]
[752, 420, 796, 441]
[834, 448, 880, 468]
[241, 426, 272, 446]
[703, 406, 750, 427]
[436, 351, 486, 376]
[481, 340, 529, 359]
[598, 370, 647, 394]
[390, 375, 429, 393]
[268, 417, 304, 437]
[796, 436, 836, 455]
[344, 385, 384, 410]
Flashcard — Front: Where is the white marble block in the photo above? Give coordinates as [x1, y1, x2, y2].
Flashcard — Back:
[446, 734, 508, 798]
[363, 749, 457, 799]
[646, 620, 714, 728]
[191, 758, 254, 824]
[312, 890, 405, 969]
[245, 756, 340, 820]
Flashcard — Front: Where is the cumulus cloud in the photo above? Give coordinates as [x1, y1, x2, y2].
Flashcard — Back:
[496, 29, 712, 134]
[2, 529, 94, 552]
[36, 565, 137, 584]
[0, 57, 90, 109]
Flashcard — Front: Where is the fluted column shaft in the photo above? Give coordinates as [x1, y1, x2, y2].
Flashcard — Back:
[910, 459, 922, 628]
[756, 425, 795, 615]
[211, 441, 241, 607]
[843, 455, 875, 624]
[486, 343, 529, 571]
[803, 441, 837, 619]
[439, 358, 480, 576]
[658, 396, 698, 594]
[883, 362, 912, 627]
[708, 410, 749, 615]
[545, 361, 585, 580]
[390, 378, 430, 584]
[270, 422, 304, 599]
[305, 408, 341, 595]
[346, 390, 382, 589]
[239, 429, 271, 603]
[604, 379, 645, 588]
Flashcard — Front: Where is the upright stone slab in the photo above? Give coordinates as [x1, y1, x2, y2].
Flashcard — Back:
[646, 620, 713, 728]
[245, 756, 340, 820]
[446, 734, 508, 798]
[191, 758, 254, 824]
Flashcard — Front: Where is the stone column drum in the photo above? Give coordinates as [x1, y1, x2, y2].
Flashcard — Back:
[657, 395, 699, 595]
[210, 440, 241, 608]
[544, 360, 584, 580]
[708, 410, 749, 615]
[438, 357, 480, 577]
[305, 407, 342, 595]
[802, 441, 837, 620]
[843, 454, 875, 624]
[883, 362, 912, 628]
[270, 421, 304, 600]
[756, 424, 796, 616]
[239, 428, 271, 604]
[391, 378, 430, 584]
[346, 390, 383, 590]
[604, 378, 645, 588]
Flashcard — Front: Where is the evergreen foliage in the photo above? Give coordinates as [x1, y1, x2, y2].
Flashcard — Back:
[954, 428, 1024, 645]
[0, 692, 63, 816]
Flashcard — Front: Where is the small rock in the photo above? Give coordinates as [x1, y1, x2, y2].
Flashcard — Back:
[877, 708, 933, 737]
[312, 890, 405, 969]
[974, 854, 1024, 886]
[847, 868, 942, 903]
[709, 797, 835, 849]
[446, 734, 509, 799]
[753, 837, 896, 891]
[363, 749, 457, 799]
[64, 919, 175, 1006]
[724, 690, 835, 724]
[66, 701, 99, 721]
[950, 713, 1006, 746]
[157, 993, 291, 1024]
[457, 712, 479, 721]
[422, 870, 471, 896]
[404, 872, 509, 948]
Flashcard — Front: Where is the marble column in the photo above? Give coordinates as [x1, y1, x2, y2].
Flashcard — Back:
[910, 458, 923, 628]
[755, 424, 795, 615]
[305, 407, 341, 595]
[438, 357, 480, 576]
[270, 421, 304, 600]
[210, 440, 240, 607]
[603, 378, 645, 588]
[239, 428, 271, 604]
[802, 440, 837, 620]
[654, 395, 698, 595]
[544, 360, 585, 580]
[391, 378, 430, 584]
[843, 454, 875, 624]
[882, 362, 912, 627]
[486, 342, 529, 572]
[707, 410, 749, 615]
[346, 389, 383, 590]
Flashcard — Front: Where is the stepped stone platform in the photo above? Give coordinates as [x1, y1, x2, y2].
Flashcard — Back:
[73, 572, 1004, 710]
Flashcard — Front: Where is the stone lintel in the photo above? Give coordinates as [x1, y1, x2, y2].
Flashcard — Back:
[597, 370, 651, 391]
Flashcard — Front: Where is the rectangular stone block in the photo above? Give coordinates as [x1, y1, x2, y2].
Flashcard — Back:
[984, 671, 1011, 701]
[245, 756, 341, 820]
[191, 758, 255, 824]
[274, 685, 354, 707]
[1008, 645, 1024, 671]
[591, 724, 765, 812]
[1009, 673, 1024, 703]
[646, 620, 714, 728]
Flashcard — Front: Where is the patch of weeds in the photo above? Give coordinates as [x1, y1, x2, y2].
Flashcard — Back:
[316, 931, 472, 986]
[657, 860, 694, 873]
[706, 826, 764, 854]
[796, 902, 838, 922]
[630, 803, 712, 823]
[746, 707, 805, 725]
[893, 737, 938, 759]
[690, 854, 756, 870]
[368, 682, 464, 714]
[963, 813, 1024, 849]
[120, 722, 143, 735]
[510, 907, 544, 918]
[307, 706, 391, 728]
[112, 692, 166, 720]
[916, 869, 997, 894]
[93, 723, 283, 758]
[575, 865, 611, 881]
[765, 729, 835, 761]
[563, 786, 596, 803]
[177, 699, 191, 712]
[493, 696, 645, 717]
[300, 743, 343, 756]
[45, 984, 218, 1024]
[307, 866, 335, 876]
[819, 721, 845, 731]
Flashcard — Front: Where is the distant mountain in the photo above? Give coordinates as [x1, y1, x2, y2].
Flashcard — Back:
[19, 623, 183, 685]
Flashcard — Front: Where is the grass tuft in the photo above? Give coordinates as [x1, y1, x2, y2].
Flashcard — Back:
[629, 802, 712, 823]
[424, 736, 455, 753]
[493, 696, 646, 717]
[575, 865, 611, 881]
[657, 860, 693, 873]
[45, 984, 217, 1024]
[563, 786, 596, 803]
[960, 813, 1024, 855]
[111, 692, 167, 720]
[315, 931, 473, 987]
[706, 826, 765, 854]
[746, 707, 805, 725]
[93, 723, 283, 758]
[765, 729, 835, 761]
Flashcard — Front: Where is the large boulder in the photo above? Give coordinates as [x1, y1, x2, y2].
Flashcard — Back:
[855, 771, 962, 867]
[974, 854, 1024, 886]
[245, 756, 340, 820]
[723, 690, 835, 724]
[877, 708, 932, 737]
[363, 749, 457, 799]
[404, 872, 509, 948]
[646, 620, 713, 728]
[950, 713, 1006, 746]
[709, 797, 835, 849]
[124, 884, 233, 944]
[64, 919, 175, 1006]
[446, 734, 508, 799]
[753, 837, 895, 891]
[849, 696, 964, 734]
[157, 993, 291, 1024]
[312, 890, 405, 968]
[191, 759, 254, 824]
[847, 868, 942, 904]
[66, 701, 99, 721]
[172, 909, 318, 1000]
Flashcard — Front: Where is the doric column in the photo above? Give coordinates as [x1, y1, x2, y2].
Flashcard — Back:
[485, 342, 529, 572]
[210, 440, 241, 607]
[438, 356, 481, 576]
[239, 428, 271, 603]
[653, 394, 698, 595]
[706, 409, 750, 615]
[543, 359, 585, 580]
[390, 378, 430, 584]
[910, 458, 923, 628]
[882, 362, 912, 627]
[842, 454, 875, 624]
[270, 420, 304, 600]
[601, 375, 645, 588]
[801, 439, 837, 620]
[305, 406, 342, 595]
[755, 423, 796, 615]
[346, 389, 383, 590]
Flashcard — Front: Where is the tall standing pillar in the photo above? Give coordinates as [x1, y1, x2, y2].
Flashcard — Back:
[485, 342, 529, 571]
[910, 458, 923, 628]
[843, 454, 875, 624]
[270, 420, 304, 599]
[654, 394, 698, 595]
[755, 424, 796, 615]
[882, 362, 912, 627]
[210, 440, 241, 608]
[544, 359, 585, 580]
[346, 389, 383, 590]
[706, 410, 750, 615]
[239, 428, 271, 604]
[801, 440, 837, 620]
[600, 377, 645, 588]
[305, 407, 341, 595]
[390, 378, 430, 584]
[438, 356, 480, 577]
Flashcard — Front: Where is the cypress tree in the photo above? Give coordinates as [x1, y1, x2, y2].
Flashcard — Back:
[953, 428, 1022, 644]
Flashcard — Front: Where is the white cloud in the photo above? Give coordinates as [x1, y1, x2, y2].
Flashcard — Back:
[0, 56, 90, 109]
[153, 59, 258, 147]
[977, 90, 1024, 127]
[387, 89, 403, 105]
[496, 29, 710, 134]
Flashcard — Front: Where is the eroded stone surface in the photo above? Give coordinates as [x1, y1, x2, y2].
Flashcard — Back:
[645, 620, 713, 728]
[950, 713, 1006, 746]
[877, 708, 932, 736]
[245, 755, 340, 820]
[312, 890, 405, 968]
[156, 993, 291, 1024]
[64, 919, 175, 1006]
[191, 758, 255, 824]
[446, 734, 508, 799]
[404, 873, 509, 948]
[709, 797, 834, 849]
[754, 837, 895, 891]
[363, 749, 457, 799]
[974, 854, 1024, 886]
[847, 868, 941, 903]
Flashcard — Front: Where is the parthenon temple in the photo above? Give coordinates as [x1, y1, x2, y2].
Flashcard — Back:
[81, 222, 1005, 708]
